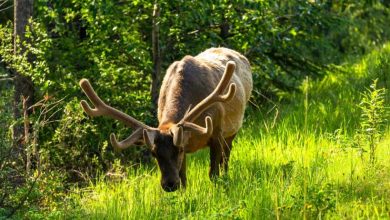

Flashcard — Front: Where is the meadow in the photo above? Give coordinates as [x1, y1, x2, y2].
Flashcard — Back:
[1, 2, 390, 218]
[59, 44, 390, 219]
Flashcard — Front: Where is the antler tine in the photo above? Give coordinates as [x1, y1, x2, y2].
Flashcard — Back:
[110, 128, 143, 151]
[80, 79, 107, 117]
[183, 116, 213, 136]
[181, 61, 237, 123]
[212, 61, 236, 97]
[80, 79, 156, 149]
[79, 79, 152, 130]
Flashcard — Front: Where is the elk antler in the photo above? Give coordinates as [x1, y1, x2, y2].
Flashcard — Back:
[179, 61, 237, 134]
[181, 61, 236, 123]
[79, 79, 154, 150]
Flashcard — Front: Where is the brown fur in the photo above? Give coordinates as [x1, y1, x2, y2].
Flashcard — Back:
[80, 47, 252, 192]
[158, 47, 252, 153]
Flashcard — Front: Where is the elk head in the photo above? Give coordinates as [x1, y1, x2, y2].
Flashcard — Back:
[79, 61, 236, 192]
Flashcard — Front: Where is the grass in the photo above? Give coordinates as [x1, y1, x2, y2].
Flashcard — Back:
[70, 130, 390, 219]
[37, 44, 390, 219]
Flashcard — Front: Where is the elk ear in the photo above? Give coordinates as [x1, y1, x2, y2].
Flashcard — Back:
[143, 129, 158, 148]
[170, 125, 186, 147]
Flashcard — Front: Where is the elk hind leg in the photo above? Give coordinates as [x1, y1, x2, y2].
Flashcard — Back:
[220, 133, 236, 173]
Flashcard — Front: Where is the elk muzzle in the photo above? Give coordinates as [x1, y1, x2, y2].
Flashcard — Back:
[161, 176, 181, 192]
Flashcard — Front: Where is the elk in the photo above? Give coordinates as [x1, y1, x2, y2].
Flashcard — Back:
[80, 47, 252, 192]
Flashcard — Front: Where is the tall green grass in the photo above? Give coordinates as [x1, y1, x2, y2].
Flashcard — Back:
[68, 44, 390, 219]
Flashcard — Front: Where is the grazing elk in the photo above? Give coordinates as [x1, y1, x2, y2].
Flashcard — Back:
[80, 47, 252, 192]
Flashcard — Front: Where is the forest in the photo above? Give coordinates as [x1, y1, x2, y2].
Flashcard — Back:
[0, 0, 390, 219]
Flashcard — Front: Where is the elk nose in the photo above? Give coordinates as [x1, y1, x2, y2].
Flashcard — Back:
[162, 181, 180, 192]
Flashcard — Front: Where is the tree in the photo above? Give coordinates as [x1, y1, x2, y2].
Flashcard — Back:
[151, 3, 162, 111]
[12, 0, 34, 165]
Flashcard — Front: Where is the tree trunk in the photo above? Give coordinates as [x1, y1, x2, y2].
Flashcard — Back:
[151, 3, 161, 113]
[13, 0, 35, 161]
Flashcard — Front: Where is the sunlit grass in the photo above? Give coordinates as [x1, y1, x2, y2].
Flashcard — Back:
[70, 44, 390, 219]
[73, 128, 390, 219]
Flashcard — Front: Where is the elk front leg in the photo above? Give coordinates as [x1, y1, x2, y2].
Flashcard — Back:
[179, 154, 187, 188]
[209, 135, 223, 179]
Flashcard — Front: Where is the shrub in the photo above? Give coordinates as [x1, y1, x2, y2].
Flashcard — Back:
[357, 79, 387, 164]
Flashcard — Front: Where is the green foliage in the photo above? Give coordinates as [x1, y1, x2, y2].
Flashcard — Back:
[156, 0, 346, 97]
[290, 182, 337, 218]
[0, 66, 16, 219]
[357, 79, 387, 164]
[0, 0, 154, 174]
[1, 0, 390, 218]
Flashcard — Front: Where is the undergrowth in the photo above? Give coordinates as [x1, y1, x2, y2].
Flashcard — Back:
[12, 44, 390, 219]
